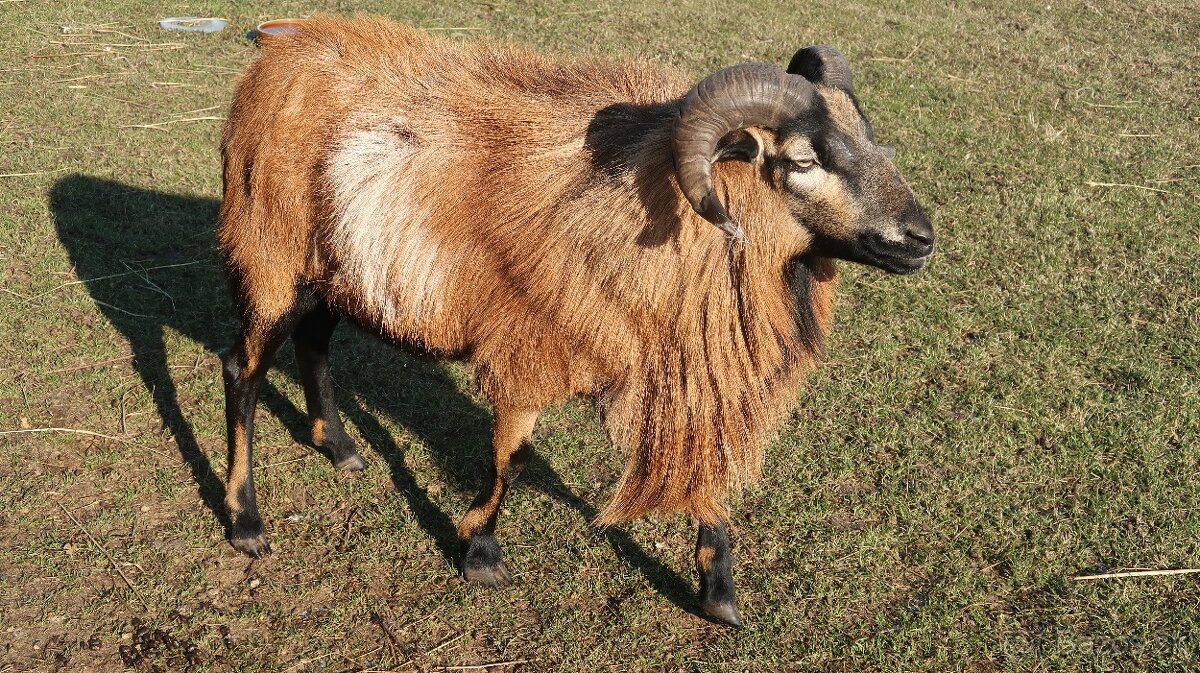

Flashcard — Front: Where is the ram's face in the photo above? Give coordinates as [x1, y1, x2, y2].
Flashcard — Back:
[673, 48, 934, 271]
[769, 87, 933, 274]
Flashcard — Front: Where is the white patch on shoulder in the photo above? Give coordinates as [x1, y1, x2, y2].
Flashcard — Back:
[326, 124, 449, 330]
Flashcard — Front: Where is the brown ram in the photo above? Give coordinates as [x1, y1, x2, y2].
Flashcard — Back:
[218, 16, 934, 626]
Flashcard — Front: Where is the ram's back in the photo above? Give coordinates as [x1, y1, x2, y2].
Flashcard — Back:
[219, 17, 695, 398]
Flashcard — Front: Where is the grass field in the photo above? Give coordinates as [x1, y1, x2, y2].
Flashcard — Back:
[1, 0, 1198, 671]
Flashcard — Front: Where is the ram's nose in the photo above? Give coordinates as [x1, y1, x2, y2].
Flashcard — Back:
[901, 203, 934, 256]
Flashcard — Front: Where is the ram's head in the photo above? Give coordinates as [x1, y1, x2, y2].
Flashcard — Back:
[674, 48, 934, 274]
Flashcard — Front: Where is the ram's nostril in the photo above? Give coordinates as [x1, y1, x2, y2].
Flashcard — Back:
[905, 222, 934, 247]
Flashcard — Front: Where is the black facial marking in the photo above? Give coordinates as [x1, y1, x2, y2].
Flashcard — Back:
[777, 98, 869, 202]
[778, 94, 829, 140]
[788, 127, 871, 205]
[815, 133, 856, 174]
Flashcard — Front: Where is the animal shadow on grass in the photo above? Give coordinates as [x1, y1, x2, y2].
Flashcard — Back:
[49, 175, 697, 615]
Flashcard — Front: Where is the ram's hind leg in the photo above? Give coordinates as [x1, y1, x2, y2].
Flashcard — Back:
[458, 407, 538, 587]
[697, 521, 742, 627]
[293, 302, 365, 471]
[222, 301, 310, 558]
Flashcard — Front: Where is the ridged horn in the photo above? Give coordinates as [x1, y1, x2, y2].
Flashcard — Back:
[787, 45, 854, 93]
[673, 63, 816, 239]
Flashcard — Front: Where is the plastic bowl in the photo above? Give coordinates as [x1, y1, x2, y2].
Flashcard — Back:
[160, 17, 229, 33]
[254, 18, 306, 42]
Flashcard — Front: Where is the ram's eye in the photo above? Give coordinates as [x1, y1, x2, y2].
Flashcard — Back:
[789, 158, 818, 172]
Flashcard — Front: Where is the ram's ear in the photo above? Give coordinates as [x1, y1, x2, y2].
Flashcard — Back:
[714, 128, 767, 165]
[786, 45, 854, 94]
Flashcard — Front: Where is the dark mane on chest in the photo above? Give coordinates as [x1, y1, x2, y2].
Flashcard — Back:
[788, 254, 829, 356]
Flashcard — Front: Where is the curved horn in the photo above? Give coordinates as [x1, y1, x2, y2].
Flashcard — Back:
[787, 45, 854, 93]
[673, 63, 815, 239]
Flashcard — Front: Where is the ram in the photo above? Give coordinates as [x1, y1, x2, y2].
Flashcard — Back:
[218, 16, 934, 626]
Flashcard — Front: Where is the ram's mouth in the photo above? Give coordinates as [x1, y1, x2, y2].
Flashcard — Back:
[813, 231, 933, 275]
[857, 233, 933, 275]
[870, 248, 932, 274]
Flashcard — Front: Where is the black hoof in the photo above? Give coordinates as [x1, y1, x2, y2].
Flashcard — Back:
[333, 452, 366, 472]
[230, 515, 271, 558]
[230, 532, 272, 558]
[319, 430, 364, 472]
[463, 560, 513, 588]
[701, 600, 743, 628]
[461, 535, 512, 588]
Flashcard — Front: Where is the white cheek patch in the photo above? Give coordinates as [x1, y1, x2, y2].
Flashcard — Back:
[788, 171, 865, 239]
[785, 166, 828, 192]
[780, 136, 827, 192]
[326, 125, 451, 330]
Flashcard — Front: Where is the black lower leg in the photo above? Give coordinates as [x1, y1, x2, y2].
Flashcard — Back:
[222, 348, 270, 557]
[460, 469, 510, 587]
[697, 521, 742, 627]
[461, 441, 532, 588]
[222, 309, 304, 558]
[293, 303, 363, 471]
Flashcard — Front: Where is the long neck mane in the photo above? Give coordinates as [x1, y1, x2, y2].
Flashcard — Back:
[577, 104, 839, 524]
[598, 250, 837, 525]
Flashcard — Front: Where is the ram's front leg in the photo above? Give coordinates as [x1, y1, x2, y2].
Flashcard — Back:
[458, 407, 538, 587]
[696, 521, 742, 627]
